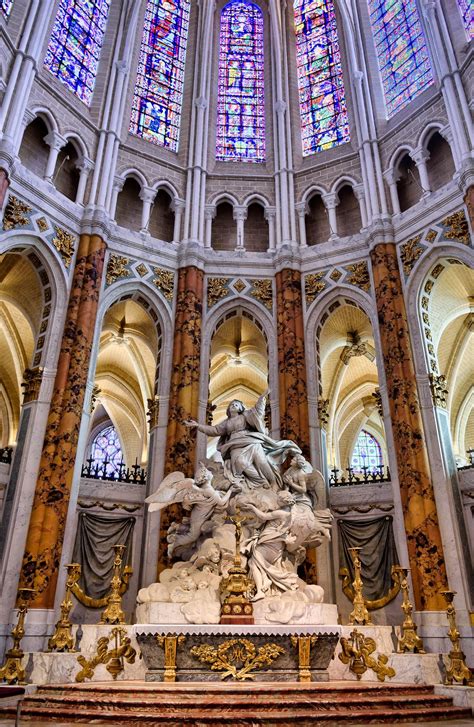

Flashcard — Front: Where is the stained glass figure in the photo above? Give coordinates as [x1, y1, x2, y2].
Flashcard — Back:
[368, 0, 433, 118]
[293, 0, 349, 155]
[351, 429, 383, 472]
[216, 1, 265, 162]
[44, 0, 110, 106]
[130, 0, 190, 152]
[90, 425, 124, 478]
[1, 0, 13, 19]
[457, 0, 474, 39]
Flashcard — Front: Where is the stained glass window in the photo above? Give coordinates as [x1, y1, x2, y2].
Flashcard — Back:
[1, 0, 14, 19]
[457, 0, 474, 39]
[351, 429, 383, 472]
[130, 0, 190, 152]
[90, 425, 124, 478]
[44, 0, 110, 106]
[293, 0, 349, 156]
[368, 0, 433, 118]
[216, 1, 265, 162]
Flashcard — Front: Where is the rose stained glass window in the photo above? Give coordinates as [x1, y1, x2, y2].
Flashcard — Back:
[368, 0, 433, 118]
[293, 0, 349, 155]
[90, 425, 124, 478]
[351, 429, 383, 472]
[44, 0, 110, 105]
[216, 1, 265, 162]
[1, 1, 14, 19]
[457, 0, 474, 39]
[129, 0, 190, 152]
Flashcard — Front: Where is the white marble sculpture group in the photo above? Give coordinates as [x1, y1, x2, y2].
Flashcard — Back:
[137, 392, 333, 624]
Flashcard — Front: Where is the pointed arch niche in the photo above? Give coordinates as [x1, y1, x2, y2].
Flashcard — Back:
[318, 299, 387, 470]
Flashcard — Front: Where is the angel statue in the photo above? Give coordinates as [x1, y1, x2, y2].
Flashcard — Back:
[145, 463, 236, 558]
[184, 390, 301, 491]
[283, 454, 333, 548]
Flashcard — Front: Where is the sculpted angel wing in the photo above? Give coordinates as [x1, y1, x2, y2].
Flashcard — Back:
[306, 470, 325, 507]
[145, 472, 195, 512]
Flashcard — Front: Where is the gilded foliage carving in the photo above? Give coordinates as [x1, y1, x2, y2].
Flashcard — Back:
[429, 374, 448, 409]
[207, 277, 230, 308]
[190, 638, 285, 680]
[400, 235, 423, 277]
[106, 254, 130, 286]
[153, 267, 175, 301]
[441, 210, 470, 245]
[346, 261, 371, 292]
[305, 272, 326, 305]
[52, 226, 76, 268]
[3, 195, 32, 230]
[251, 279, 273, 310]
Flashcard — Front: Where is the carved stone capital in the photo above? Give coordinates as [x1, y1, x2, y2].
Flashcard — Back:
[22, 367, 44, 403]
[43, 131, 66, 152]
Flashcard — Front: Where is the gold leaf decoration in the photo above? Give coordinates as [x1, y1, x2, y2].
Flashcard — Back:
[441, 211, 470, 245]
[251, 279, 273, 310]
[305, 272, 326, 305]
[346, 261, 371, 292]
[207, 277, 230, 308]
[52, 226, 76, 268]
[400, 235, 423, 276]
[3, 195, 32, 231]
[136, 263, 148, 277]
[190, 638, 285, 681]
[106, 255, 130, 286]
[153, 267, 175, 301]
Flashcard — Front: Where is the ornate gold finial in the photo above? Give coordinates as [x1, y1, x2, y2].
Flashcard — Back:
[76, 627, 136, 682]
[392, 566, 424, 654]
[100, 545, 127, 625]
[220, 508, 255, 624]
[440, 590, 473, 685]
[48, 564, 81, 652]
[21, 367, 44, 403]
[0, 588, 35, 684]
[339, 629, 395, 682]
[147, 396, 160, 430]
[348, 548, 371, 625]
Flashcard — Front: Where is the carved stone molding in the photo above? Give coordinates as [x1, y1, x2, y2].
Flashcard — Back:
[22, 367, 44, 403]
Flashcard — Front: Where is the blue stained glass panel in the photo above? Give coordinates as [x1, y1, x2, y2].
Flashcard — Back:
[90, 425, 124, 478]
[129, 0, 190, 152]
[351, 429, 383, 472]
[216, 1, 265, 162]
[368, 0, 433, 118]
[44, 0, 110, 106]
[457, 0, 474, 39]
[1, 1, 14, 19]
[293, 0, 350, 155]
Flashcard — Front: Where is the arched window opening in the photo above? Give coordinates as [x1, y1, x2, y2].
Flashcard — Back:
[115, 178, 142, 231]
[367, 0, 433, 118]
[44, 0, 111, 105]
[305, 194, 330, 245]
[244, 203, 268, 252]
[1, 1, 14, 19]
[18, 117, 50, 178]
[426, 132, 455, 192]
[335, 185, 362, 237]
[212, 202, 236, 250]
[293, 0, 349, 155]
[54, 141, 80, 201]
[130, 0, 190, 152]
[351, 429, 383, 472]
[149, 189, 175, 242]
[216, 1, 265, 162]
[457, 0, 473, 39]
[90, 425, 124, 478]
[396, 154, 421, 212]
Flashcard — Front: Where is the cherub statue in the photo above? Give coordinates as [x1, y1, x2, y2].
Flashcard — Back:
[283, 454, 333, 547]
[145, 462, 237, 558]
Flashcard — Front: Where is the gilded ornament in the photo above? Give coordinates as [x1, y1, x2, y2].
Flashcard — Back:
[421, 296, 429, 310]
[250, 279, 273, 311]
[429, 374, 448, 409]
[348, 548, 371, 624]
[100, 545, 127, 625]
[317, 398, 329, 429]
[424, 279, 434, 294]
[290, 635, 318, 682]
[329, 268, 343, 282]
[190, 638, 285, 681]
[147, 396, 160, 430]
[21, 367, 43, 403]
[156, 634, 186, 682]
[431, 263, 445, 279]
[75, 627, 136, 682]
[207, 277, 230, 308]
[371, 389, 383, 417]
[346, 261, 371, 292]
[48, 564, 81, 652]
[106, 254, 130, 286]
[153, 267, 174, 301]
[425, 229, 438, 243]
[52, 226, 76, 268]
[36, 217, 49, 232]
[392, 566, 424, 654]
[422, 312, 429, 325]
[441, 211, 470, 245]
[305, 272, 326, 305]
[441, 590, 473, 685]
[135, 263, 149, 277]
[400, 235, 423, 276]
[232, 278, 246, 293]
[220, 508, 255, 624]
[2, 195, 32, 231]
[339, 629, 395, 682]
[0, 588, 35, 684]
[90, 384, 101, 413]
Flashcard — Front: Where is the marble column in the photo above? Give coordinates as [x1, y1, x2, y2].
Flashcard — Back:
[18, 234, 107, 609]
[370, 242, 448, 610]
[158, 266, 204, 574]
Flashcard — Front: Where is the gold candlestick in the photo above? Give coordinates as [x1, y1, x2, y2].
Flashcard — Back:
[220, 507, 254, 624]
[100, 545, 127, 625]
[392, 566, 424, 653]
[441, 590, 472, 685]
[0, 588, 35, 684]
[348, 548, 371, 625]
[48, 563, 81, 652]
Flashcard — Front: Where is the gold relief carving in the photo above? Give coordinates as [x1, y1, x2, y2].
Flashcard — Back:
[147, 396, 160, 430]
[21, 367, 43, 403]
[346, 261, 371, 292]
[427, 343, 435, 356]
[0, 588, 35, 684]
[207, 277, 230, 308]
[441, 211, 470, 245]
[290, 635, 317, 683]
[424, 279, 434, 294]
[232, 278, 246, 293]
[136, 263, 148, 277]
[156, 634, 186, 682]
[372, 388, 383, 417]
[153, 267, 174, 301]
[90, 384, 101, 413]
[100, 545, 127, 625]
[392, 566, 425, 654]
[48, 564, 81, 652]
[36, 217, 49, 232]
[421, 296, 429, 310]
[220, 508, 255, 624]
[3, 195, 32, 231]
[348, 548, 371, 625]
[305, 272, 326, 305]
[431, 263, 445, 279]
[251, 279, 273, 310]
[339, 629, 395, 682]
[190, 638, 285, 681]
[422, 312, 429, 324]
[424, 328, 432, 341]
[441, 590, 473, 685]
[329, 268, 343, 282]
[75, 627, 136, 682]
[333, 504, 394, 515]
[400, 236, 423, 276]
[77, 500, 141, 513]
[52, 226, 76, 268]
[106, 255, 130, 286]
[317, 398, 329, 429]
[429, 374, 448, 409]
[425, 229, 438, 243]
[430, 360, 439, 373]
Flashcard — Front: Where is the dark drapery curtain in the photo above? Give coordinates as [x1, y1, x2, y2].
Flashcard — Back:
[338, 516, 399, 601]
[72, 512, 135, 599]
